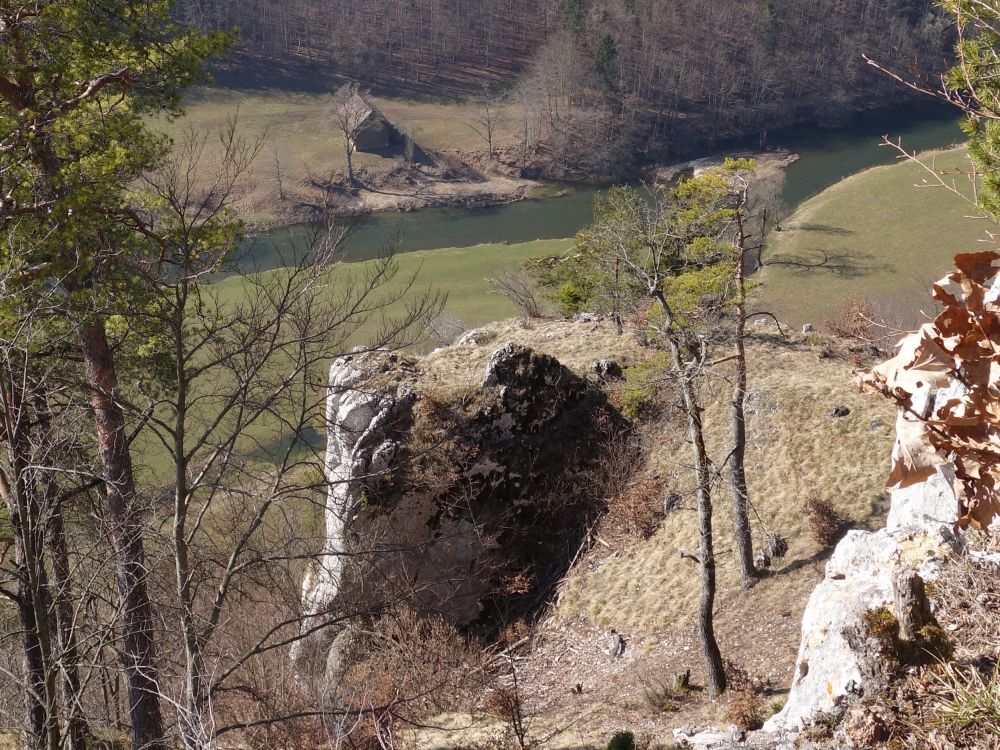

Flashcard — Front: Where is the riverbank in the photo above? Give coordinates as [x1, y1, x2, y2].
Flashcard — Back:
[242, 164, 543, 231]
[237, 147, 800, 234]
[647, 148, 800, 185]
[759, 145, 988, 328]
[156, 86, 813, 234]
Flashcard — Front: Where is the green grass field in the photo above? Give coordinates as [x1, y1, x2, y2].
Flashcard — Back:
[214, 237, 572, 335]
[758, 146, 995, 328]
[151, 87, 523, 225]
[156, 86, 514, 158]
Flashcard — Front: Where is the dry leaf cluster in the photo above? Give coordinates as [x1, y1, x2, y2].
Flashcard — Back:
[858, 252, 1000, 530]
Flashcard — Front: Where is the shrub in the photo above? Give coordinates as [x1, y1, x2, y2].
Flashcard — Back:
[825, 295, 876, 342]
[806, 495, 846, 546]
[638, 670, 689, 715]
[606, 730, 637, 750]
[558, 280, 588, 316]
[767, 532, 789, 559]
[483, 688, 521, 723]
[724, 689, 765, 731]
[488, 266, 545, 319]
[605, 477, 664, 538]
[620, 353, 671, 419]
[723, 661, 766, 730]
[425, 313, 467, 346]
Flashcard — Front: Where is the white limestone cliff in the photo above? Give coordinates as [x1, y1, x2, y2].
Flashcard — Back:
[291, 349, 410, 679]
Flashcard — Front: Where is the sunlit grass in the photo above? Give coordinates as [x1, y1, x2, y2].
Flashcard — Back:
[759, 147, 993, 328]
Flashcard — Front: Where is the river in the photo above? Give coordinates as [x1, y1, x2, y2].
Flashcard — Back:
[243, 104, 963, 270]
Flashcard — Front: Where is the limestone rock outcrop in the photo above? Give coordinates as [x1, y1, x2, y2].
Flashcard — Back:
[291, 349, 414, 678]
[294, 342, 620, 683]
[763, 390, 963, 735]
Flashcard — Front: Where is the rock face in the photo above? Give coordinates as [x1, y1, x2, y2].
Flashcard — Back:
[764, 395, 963, 734]
[295, 342, 619, 684]
[291, 349, 414, 678]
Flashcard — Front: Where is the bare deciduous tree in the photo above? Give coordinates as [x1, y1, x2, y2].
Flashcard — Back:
[487, 266, 543, 319]
[466, 85, 506, 162]
[121, 117, 445, 749]
[330, 83, 372, 186]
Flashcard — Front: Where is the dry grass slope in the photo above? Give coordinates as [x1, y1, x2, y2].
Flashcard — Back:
[409, 317, 900, 747]
[555, 326, 896, 637]
[419, 317, 651, 392]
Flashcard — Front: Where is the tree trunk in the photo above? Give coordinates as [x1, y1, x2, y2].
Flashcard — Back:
[730, 205, 756, 589]
[35, 392, 89, 750]
[2, 409, 61, 750]
[170, 290, 209, 750]
[655, 292, 726, 696]
[893, 573, 933, 642]
[685, 375, 726, 696]
[78, 322, 166, 750]
[729, 295, 755, 589]
[344, 140, 355, 186]
[13, 535, 48, 750]
[46, 501, 89, 750]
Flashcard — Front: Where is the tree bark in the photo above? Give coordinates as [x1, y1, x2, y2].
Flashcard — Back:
[78, 322, 166, 750]
[654, 292, 726, 696]
[685, 374, 726, 697]
[13, 532, 48, 750]
[1, 378, 61, 750]
[344, 140, 355, 185]
[46, 500, 89, 750]
[35, 391, 89, 750]
[893, 573, 933, 642]
[730, 196, 756, 589]
[729, 261, 755, 589]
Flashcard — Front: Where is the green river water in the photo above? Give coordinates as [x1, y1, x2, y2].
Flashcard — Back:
[242, 105, 963, 270]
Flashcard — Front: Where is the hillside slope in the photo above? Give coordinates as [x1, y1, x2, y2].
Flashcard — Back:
[179, 0, 951, 169]
[407, 317, 898, 747]
[760, 146, 985, 328]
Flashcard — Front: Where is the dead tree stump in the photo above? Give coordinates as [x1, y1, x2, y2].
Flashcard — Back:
[672, 669, 691, 693]
[892, 572, 933, 641]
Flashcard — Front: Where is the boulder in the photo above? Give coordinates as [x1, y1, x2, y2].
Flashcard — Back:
[592, 359, 625, 381]
[763, 388, 963, 734]
[296, 343, 622, 688]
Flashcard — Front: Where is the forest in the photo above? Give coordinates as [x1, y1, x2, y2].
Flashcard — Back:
[178, 0, 953, 172]
[5, 1, 1000, 750]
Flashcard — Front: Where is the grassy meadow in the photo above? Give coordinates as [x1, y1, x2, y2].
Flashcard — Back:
[156, 86, 518, 158]
[151, 87, 526, 225]
[758, 146, 995, 327]
[213, 237, 572, 336]
[130, 237, 573, 480]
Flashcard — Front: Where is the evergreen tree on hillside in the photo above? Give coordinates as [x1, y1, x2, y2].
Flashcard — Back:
[939, 0, 1000, 218]
[562, 174, 744, 695]
[0, 4, 230, 748]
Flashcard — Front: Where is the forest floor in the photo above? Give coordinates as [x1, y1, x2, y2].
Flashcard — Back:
[759, 145, 988, 329]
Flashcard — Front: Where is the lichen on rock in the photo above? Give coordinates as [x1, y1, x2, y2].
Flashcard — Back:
[763, 389, 963, 736]
[295, 342, 624, 688]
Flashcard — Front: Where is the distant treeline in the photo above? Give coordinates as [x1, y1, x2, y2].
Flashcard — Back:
[179, 0, 953, 174]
